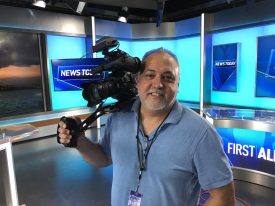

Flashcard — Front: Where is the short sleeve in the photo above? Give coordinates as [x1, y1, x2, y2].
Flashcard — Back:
[193, 127, 233, 190]
[98, 114, 112, 157]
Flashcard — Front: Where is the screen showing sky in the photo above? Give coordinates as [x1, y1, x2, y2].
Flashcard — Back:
[0, 31, 44, 118]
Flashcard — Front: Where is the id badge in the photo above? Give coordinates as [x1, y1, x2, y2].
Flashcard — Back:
[127, 190, 143, 206]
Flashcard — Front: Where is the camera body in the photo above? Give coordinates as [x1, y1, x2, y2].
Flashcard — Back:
[82, 37, 141, 107]
[57, 37, 141, 148]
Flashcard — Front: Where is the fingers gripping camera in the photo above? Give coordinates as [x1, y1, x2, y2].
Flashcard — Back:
[57, 117, 80, 148]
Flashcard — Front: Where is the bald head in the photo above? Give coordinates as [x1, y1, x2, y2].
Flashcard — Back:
[140, 47, 179, 74]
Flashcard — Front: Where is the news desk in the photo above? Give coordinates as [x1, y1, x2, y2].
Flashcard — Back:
[203, 107, 275, 189]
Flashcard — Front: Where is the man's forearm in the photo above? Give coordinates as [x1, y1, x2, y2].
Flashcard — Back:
[204, 182, 235, 206]
[76, 135, 112, 167]
[203, 197, 235, 206]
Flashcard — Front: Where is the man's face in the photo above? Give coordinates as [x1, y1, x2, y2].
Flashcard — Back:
[136, 52, 179, 114]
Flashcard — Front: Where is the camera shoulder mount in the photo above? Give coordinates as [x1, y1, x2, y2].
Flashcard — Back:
[57, 98, 136, 148]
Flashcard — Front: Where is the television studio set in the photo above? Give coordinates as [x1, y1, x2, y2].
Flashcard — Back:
[0, 0, 275, 205]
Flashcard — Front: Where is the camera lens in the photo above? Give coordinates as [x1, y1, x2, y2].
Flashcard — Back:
[82, 72, 138, 107]
[82, 81, 117, 106]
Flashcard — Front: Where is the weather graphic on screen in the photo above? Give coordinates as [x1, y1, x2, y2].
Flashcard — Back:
[212, 43, 238, 92]
[0, 31, 44, 118]
[256, 35, 275, 98]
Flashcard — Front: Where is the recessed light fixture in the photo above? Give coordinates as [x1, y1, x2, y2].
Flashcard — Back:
[118, 6, 128, 23]
[76, 1, 86, 14]
[32, 0, 46, 8]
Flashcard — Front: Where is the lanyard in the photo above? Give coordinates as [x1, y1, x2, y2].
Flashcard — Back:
[135, 109, 171, 192]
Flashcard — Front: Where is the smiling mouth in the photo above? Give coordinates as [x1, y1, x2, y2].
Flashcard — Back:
[149, 92, 164, 96]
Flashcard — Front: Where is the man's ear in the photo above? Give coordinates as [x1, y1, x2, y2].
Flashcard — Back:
[135, 73, 140, 82]
[134, 74, 139, 89]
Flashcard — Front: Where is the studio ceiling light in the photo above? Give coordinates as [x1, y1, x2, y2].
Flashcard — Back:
[32, 0, 46, 8]
[76, 1, 86, 14]
[118, 6, 128, 23]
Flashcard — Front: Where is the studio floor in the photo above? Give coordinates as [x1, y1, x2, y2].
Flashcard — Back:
[12, 129, 275, 206]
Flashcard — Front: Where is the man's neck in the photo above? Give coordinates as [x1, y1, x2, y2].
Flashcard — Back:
[140, 109, 168, 121]
[139, 104, 174, 135]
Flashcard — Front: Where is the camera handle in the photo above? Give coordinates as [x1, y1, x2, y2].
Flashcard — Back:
[57, 101, 123, 148]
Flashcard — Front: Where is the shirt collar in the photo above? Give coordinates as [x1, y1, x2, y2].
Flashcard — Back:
[131, 97, 141, 113]
[131, 98, 184, 125]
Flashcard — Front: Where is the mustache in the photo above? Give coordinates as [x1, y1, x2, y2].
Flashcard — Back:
[147, 89, 165, 95]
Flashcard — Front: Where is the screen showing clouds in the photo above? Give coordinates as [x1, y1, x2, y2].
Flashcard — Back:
[0, 31, 44, 118]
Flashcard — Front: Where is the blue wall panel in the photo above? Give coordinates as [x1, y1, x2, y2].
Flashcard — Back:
[46, 34, 201, 110]
[175, 36, 201, 102]
[47, 34, 88, 110]
[131, 39, 176, 59]
[131, 38, 200, 103]
[211, 23, 275, 110]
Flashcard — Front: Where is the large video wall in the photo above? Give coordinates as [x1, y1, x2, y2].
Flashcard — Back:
[2, 20, 275, 120]
[47, 22, 275, 112]
[39, 22, 275, 113]
[211, 22, 275, 110]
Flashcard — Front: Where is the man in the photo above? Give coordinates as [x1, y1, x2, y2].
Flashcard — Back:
[58, 48, 235, 206]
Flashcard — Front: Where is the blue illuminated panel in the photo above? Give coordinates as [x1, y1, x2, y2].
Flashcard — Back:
[212, 43, 238, 92]
[47, 36, 200, 109]
[176, 37, 201, 102]
[47, 34, 88, 110]
[131, 37, 200, 103]
[256, 35, 275, 98]
[217, 128, 275, 176]
[131, 39, 176, 59]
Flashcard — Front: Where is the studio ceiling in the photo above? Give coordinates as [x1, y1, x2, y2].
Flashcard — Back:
[0, 0, 256, 24]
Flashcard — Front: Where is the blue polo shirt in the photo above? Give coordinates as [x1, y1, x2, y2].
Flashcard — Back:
[100, 99, 233, 206]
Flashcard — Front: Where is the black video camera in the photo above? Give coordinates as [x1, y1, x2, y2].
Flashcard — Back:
[57, 37, 141, 147]
[82, 36, 141, 107]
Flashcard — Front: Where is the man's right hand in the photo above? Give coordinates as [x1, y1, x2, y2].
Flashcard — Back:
[58, 120, 72, 145]
[57, 116, 112, 167]
[57, 116, 83, 147]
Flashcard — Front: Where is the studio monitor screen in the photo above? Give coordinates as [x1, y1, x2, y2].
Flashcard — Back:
[0, 31, 44, 118]
[256, 34, 275, 98]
